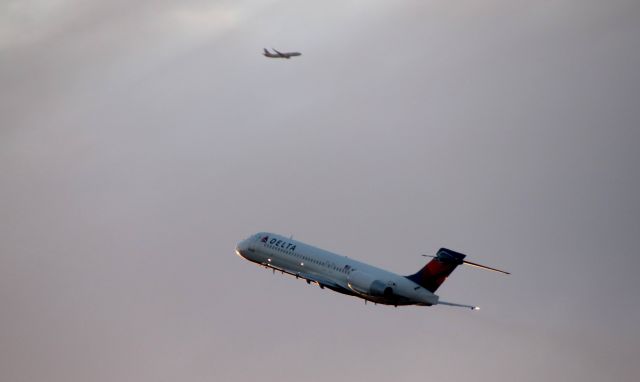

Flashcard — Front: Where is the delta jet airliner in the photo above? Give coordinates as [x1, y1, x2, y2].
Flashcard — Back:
[263, 48, 301, 59]
[235, 232, 509, 309]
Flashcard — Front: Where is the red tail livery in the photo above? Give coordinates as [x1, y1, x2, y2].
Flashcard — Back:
[406, 248, 467, 292]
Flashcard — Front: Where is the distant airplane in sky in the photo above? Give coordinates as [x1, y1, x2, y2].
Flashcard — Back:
[263, 48, 301, 59]
[236, 232, 509, 309]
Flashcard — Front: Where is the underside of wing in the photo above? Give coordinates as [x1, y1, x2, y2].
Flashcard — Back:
[259, 262, 353, 295]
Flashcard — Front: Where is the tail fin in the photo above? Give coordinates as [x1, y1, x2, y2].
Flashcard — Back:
[406, 248, 466, 292]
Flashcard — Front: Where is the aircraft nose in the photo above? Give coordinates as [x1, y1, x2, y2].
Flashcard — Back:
[235, 239, 250, 258]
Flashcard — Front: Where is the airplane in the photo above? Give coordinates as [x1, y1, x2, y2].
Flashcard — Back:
[235, 232, 509, 309]
[263, 48, 301, 59]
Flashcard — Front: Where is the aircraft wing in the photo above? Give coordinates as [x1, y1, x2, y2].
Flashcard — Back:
[261, 262, 351, 292]
[298, 271, 342, 289]
[299, 271, 357, 296]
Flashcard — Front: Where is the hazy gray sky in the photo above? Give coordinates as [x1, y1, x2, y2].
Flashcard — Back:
[2, 1, 640, 381]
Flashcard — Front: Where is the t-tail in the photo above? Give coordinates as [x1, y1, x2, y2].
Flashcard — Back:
[406, 248, 467, 292]
[407, 247, 510, 310]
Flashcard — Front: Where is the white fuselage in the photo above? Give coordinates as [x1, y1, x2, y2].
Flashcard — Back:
[235, 232, 439, 306]
[263, 51, 301, 59]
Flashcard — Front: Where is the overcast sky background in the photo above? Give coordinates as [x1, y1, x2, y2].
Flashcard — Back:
[2, 1, 640, 381]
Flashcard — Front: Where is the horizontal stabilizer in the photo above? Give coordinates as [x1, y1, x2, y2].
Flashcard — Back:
[462, 260, 510, 274]
[438, 301, 479, 310]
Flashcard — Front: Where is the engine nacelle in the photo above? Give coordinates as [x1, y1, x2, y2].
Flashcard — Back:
[347, 271, 393, 297]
